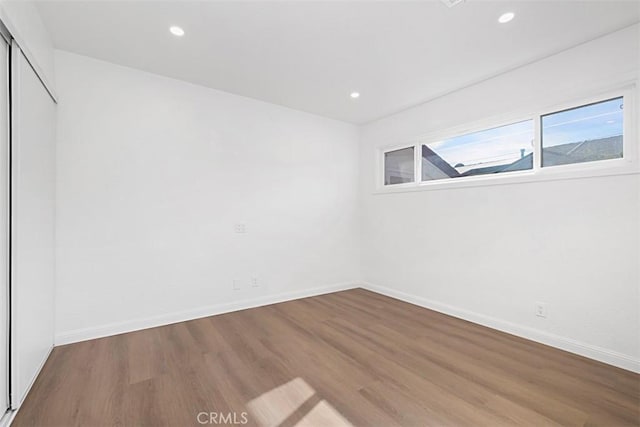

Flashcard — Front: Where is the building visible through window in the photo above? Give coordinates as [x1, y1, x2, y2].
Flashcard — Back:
[542, 97, 623, 167]
[421, 120, 534, 181]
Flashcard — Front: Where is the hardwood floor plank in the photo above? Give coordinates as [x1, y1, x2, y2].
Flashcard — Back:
[12, 289, 640, 426]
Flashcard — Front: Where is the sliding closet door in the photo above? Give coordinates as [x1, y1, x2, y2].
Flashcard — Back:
[0, 33, 8, 413]
[10, 42, 56, 408]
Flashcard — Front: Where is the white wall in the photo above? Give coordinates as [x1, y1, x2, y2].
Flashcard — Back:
[0, 0, 55, 91]
[54, 50, 360, 343]
[53, 23, 639, 373]
[359, 25, 640, 371]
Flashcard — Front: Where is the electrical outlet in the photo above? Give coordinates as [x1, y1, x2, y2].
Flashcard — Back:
[251, 276, 259, 288]
[234, 223, 246, 234]
[535, 302, 547, 318]
[233, 279, 241, 290]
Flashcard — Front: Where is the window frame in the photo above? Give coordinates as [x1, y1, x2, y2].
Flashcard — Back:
[376, 85, 637, 193]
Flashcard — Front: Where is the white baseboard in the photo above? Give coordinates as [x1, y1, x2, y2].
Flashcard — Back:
[361, 282, 640, 374]
[55, 282, 359, 346]
[55, 281, 640, 373]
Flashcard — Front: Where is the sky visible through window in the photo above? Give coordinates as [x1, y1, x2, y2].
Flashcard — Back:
[426, 120, 533, 170]
[542, 97, 623, 148]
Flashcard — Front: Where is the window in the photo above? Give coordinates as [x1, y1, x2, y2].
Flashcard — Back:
[378, 90, 632, 190]
[384, 146, 414, 185]
[422, 120, 533, 181]
[541, 97, 623, 167]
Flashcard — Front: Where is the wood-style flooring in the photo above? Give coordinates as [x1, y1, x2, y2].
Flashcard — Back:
[12, 289, 640, 426]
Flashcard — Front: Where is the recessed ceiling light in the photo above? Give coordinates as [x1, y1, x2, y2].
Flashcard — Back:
[606, 120, 615, 124]
[498, 12, 515, 24]
[350, 92, 360, 99]
[169, 26, 185, 36]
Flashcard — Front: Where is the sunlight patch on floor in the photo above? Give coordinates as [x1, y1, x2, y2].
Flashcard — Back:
[295, 400, 353, 427]
[247, 377, 352, 427]
[247, 378, 315, 426]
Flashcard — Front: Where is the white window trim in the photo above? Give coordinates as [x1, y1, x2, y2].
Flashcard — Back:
[375, 84, 638, 194]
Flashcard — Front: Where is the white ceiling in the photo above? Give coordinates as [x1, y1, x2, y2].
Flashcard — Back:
[36, 1, 639, 124]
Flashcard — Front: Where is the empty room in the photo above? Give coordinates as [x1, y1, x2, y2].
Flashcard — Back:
[0, 0, 637, 426]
